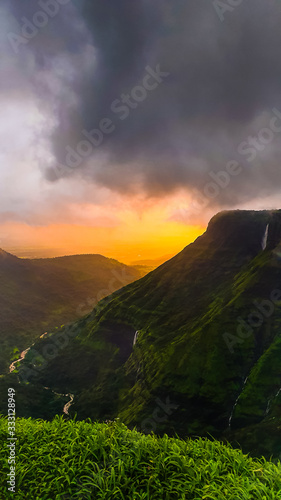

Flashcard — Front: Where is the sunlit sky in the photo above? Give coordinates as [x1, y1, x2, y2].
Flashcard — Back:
[0, 186, 206, 263]
[1, 1, 281, 263]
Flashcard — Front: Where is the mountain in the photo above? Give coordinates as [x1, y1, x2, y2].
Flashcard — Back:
[14, 210, 281, 458]
[130, 255, 174, 266]
[130, 255, 175, 273]
[0, 251, 144, 372]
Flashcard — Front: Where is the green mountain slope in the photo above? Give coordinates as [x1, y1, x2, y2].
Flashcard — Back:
[15, 210, 281, 457]
[0, 251, 143, 372]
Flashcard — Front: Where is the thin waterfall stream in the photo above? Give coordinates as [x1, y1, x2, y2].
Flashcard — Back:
[265, 387, 281, 416]
[228, 376, 248, 428]
[133, 330, 139, 346]
[262, 223, 269, 250]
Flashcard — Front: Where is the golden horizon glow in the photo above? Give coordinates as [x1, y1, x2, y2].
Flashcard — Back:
[0, 221, 204, 264]
[0, 192, 206, 264]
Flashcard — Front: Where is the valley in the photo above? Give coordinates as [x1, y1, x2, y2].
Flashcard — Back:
[0, 251, 145, 373]
[4, 209, 281, 460]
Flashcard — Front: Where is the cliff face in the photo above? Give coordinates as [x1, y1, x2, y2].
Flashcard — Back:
[267, 210, 281, 250]
[17, 210, 281, 458]
[206, 210, 281, 253]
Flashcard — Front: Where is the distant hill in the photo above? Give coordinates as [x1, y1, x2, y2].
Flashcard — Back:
[17, 209, 281, 459]
[130, 255, 174, 269]
[0, 251, 144, 372]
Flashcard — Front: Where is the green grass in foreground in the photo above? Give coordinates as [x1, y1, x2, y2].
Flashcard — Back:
[0, 416, 281, 500]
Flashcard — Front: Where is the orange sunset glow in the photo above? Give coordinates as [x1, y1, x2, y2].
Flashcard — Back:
[0, 193, 205, 263]
[2, 0, 278, 269]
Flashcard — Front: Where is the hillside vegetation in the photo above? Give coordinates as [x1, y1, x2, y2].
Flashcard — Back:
[16, 210, 281, 458]
[0, 416, 280, 499]
[0, 251, 144, 372]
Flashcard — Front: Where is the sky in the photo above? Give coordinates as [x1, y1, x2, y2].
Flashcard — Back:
[1, 0, 281, 263]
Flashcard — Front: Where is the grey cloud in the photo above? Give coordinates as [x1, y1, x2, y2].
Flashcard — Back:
[2, 0, 281, 211]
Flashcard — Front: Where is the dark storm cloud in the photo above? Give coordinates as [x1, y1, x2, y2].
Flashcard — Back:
[4, 0, 281, 208]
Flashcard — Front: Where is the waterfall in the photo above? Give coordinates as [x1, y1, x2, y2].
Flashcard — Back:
[133, 331, 139, 346]
[265, 387, 281, 416]
[261, 223, 269, 250]
[228, 377, 248, 428]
